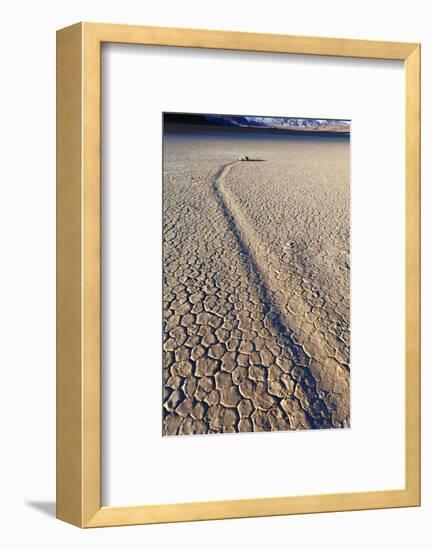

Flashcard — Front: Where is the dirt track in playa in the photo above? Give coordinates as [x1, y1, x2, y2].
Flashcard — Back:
[162, 126, 350, 436]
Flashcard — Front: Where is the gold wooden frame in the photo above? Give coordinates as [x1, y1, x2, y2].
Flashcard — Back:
[56, 22, 421, 528]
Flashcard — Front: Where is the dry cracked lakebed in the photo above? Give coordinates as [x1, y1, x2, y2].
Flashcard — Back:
[162, 130, 350, 436]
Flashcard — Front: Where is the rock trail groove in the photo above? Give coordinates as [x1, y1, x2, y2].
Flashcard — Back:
[213, 161, 340, 427]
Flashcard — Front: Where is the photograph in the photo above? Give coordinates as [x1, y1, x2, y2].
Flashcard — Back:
[162, 112, 351, 436]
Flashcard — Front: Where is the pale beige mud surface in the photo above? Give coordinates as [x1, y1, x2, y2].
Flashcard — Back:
[163, 128, 350, 436]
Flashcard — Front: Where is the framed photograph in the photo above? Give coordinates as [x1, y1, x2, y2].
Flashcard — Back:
[56, 22, 421, 527]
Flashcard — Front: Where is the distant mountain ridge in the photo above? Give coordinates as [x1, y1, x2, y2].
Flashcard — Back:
[204, 114, 350, 133]
[164, 113, 350, 134]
